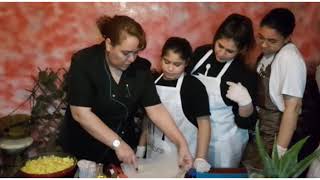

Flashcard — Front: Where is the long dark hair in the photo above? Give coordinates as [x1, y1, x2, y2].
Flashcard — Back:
[213, 13, 255, 62]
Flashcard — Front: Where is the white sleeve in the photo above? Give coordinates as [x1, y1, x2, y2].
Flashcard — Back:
[267, 44, 307, 111]
[277, 46, 306, 98]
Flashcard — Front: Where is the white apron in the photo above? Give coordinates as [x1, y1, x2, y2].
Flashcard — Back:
[191, 49, 248, 168]
[147, 74, 198, 159]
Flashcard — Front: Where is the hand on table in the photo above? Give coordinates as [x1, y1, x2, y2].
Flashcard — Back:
[193, 158, 211, 172]
[114, 141, 138, 169]
[177, 144, 193, 171]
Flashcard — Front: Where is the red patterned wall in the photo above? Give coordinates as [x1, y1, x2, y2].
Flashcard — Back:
[1, 2, 320, 116]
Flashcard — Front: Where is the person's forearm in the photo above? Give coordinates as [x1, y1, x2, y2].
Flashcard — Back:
[70, 106, 120, 148]
[145, 104, 187, 148]
[277, 96, 302, 148]
[196, 117, 211, 159]
[238, 103, 254, 117]
[277, 109, 298, 148]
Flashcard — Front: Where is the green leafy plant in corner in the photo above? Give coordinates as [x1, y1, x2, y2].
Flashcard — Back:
[255, 121, 320, 177]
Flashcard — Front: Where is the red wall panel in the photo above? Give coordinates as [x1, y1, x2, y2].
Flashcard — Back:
[1, 2, 319, 116]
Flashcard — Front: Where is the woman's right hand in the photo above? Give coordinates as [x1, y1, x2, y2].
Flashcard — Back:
[114, 141, 137, 167]
[226, 81, 252, 106]
[177, 142, 193, 171]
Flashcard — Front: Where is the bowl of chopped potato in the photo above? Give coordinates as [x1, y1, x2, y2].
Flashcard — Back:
[19, 152, 77, 177]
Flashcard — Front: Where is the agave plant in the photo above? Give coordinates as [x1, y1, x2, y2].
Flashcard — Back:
[254, 121, 320, 178]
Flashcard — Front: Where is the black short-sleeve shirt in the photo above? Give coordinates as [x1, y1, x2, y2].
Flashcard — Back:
[186, 45, 257, 130]
[155, 74, 211, 127]
[67, 42, 160, 110]
[59, 42, 160, 163]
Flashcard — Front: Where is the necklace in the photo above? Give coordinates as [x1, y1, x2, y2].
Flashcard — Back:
[104, 54, 122, 84]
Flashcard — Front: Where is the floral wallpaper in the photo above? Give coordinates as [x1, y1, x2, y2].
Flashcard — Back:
[1, 2, 320, 116]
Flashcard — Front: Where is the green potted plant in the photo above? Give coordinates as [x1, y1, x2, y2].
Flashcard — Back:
[248, 121, 320, 178]
[27, 68, 68, 155]
[0, 68, 68, 177]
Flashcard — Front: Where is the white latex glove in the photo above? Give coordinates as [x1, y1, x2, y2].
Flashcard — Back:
[193, 158, 211, 173]
[226, 81, 252, 106]
[277, 144, 287, 158]
[135, 146, 146, 158]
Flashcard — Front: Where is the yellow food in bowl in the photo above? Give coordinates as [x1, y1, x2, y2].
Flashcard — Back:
[21, 155, 75, 174]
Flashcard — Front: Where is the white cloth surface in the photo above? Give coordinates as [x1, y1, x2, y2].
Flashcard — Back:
[121, 152, 184, 178]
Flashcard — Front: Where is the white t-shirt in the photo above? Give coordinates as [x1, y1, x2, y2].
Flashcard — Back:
[256, 43, 307, 112]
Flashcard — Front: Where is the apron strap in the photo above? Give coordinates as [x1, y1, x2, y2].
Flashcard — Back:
[257, 42, 291, 74]
[191, 49, 232, 79]
[216, 60, 233, 79]
[176, 73, 185, 92]
[155, 73, 184, 90]
[191, 49, 213, 74]
[155, 73, 164, 83]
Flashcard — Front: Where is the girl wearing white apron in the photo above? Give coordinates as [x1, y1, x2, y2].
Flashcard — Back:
[137, 37, 211, 172]
[189, 14, 257, 168]
[148, 74, 197, 157]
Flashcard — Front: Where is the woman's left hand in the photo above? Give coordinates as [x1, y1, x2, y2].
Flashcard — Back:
[193, 158, 211, 172]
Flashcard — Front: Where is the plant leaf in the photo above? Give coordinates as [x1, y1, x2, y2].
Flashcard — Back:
[255, 121, 276, 177]
[278, 137, 308, 177]
[271, 136, 280, 176]
[288, 146, 320, 178]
